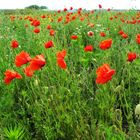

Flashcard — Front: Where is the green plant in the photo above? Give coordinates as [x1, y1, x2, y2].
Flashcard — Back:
[4, 124, 25, 140]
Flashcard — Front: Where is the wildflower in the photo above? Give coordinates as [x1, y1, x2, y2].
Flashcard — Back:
[24, 66, 34, 77]
[30, 54, 46, 71]
[71, 35, 78, 40]
[4, 70, 22, 84]
[70, 7, 73, 10]
[99, 4, 102, 9]
[64, 8, 67, 12]
[58, 10, 61, 13]
[119, 30, 124, 35]
[121, 33, 128, 39]
[11, 40, 19, 49]
[99, 39, 112, 50]
[41, 15, 46, 18]
[44, 41, 54, 49]
[96, 64, 115, 84]
[57, 17, 63, 22]
[57, 50, 67, 69]
[15, 51, 31, 67]
[127, 52, 137, 62]
[31, 19, 40, 27]
[84, 45, 93, 52]
[100, 32, 106, 37]
[47, 25, 52, 30]
[87, 31, 94, 37]
[50, 29, 55, 36]
[34, 28, 40, 33]
[136, 34, 140, 44]
[107, 8, 111, 11]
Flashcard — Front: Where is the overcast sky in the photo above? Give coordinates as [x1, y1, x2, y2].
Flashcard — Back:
[0, 0, 139, 10]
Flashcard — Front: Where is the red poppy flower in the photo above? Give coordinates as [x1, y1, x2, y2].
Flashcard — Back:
[136, 34, 140, 38]
[80, 17, 85, 21]
[47, 25, 52, 30]
[57, 49, 66, 59]
[34, 28, 40, 33]
[137, 20, 140, 23]
[57, 59, 67, 69]
[58, 10, 61, 13]
[57, 17, 63, 22]
[11, 40, 19, 49]
[78, 8, 82, 11]
[100, 32, 106, 37]
[121, 33, 128, 39]
[119, 30, 124, 35]
[99, 39, 112, 50]
[107, 8, 111, 11]
[31, 19, 40, 27]
[24, 66, 34, 77]
[15, 51, 31, 67]
[41, 15, 46, 19]
[96, 64, 115, 84]
[136, 38, 140, 44]
[90, 10, 94, 14]
[64, 8, 67, 12]
[71, 35, 78, 40]
[57, 50, 67, 69]
[70, 7, 73, 10]
[71, 16, 76, 20]
[84, 45, 93, 52]
[29, 54, 46, 71]
[44, 41, 54, 49]
[99, 4, 102, 8]
[50, 29, 55, 36]
[136, 34, 140, 44]
[77, 10, 81, 15]
[10, 16, 15, 21]
[4, 70, 22, 84]
[127, 52, 137, 62]
[120, 18, 125, 23]
[87, 31, 94, 37]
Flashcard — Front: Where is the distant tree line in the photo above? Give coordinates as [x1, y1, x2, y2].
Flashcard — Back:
[25, 5, 48, 10]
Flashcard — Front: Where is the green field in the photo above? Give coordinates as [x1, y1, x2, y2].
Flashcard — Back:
[0, 9, 140, 139]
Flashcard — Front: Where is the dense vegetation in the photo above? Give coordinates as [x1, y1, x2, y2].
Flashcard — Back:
[0, 8, 140, 139]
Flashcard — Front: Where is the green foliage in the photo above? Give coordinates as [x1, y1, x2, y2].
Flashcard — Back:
[40, 6, 48, 9]
[25, 5, 40, 10]
[25, 5, 48, 10]
[4, 124, 25, 140]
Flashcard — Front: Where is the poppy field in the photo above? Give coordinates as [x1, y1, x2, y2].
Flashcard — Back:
[1, 7, 140, 139]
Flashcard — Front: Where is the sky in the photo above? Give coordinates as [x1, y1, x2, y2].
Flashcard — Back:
[0, 0, 139, 10]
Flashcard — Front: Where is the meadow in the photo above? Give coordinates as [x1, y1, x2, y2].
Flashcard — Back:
[0, 8, 140, 139]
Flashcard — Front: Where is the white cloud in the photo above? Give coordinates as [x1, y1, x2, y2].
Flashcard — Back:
[0, 0, 139, 10]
